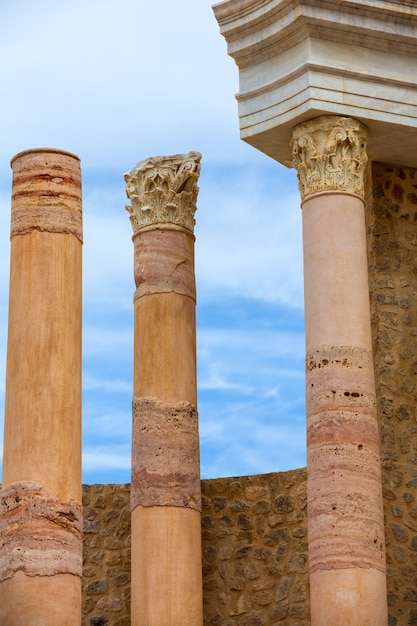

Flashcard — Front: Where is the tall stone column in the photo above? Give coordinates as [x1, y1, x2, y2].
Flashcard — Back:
[0, 149, 83, 625]
[125, 151, 203, 626]
[292, 116, 387, 625]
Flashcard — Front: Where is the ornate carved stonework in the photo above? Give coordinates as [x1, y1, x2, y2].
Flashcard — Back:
[125, 151, 201, 233]
[292, 116, 368, 200]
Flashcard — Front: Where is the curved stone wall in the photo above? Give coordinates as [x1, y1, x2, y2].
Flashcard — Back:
[81, 471, 309, 626]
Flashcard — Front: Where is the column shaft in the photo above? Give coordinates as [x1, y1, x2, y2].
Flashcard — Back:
[125, 152, 203, 626]
[0, 148, 83, 626]
[293, 117, 388, 625]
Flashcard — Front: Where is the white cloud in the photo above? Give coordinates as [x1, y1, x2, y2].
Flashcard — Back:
[0, 0, 241, 169]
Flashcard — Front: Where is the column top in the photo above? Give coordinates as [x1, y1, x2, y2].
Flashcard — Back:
[213, 0, 417, 168]
[124, 152, 201, 234]
[292, 115, 368, 200]
[10, 147, 82, 241]
[11, 147, 80, 167]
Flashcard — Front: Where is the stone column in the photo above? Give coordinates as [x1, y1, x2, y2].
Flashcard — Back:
[0, 149, 83, 625]
[125, 151, 203, 626]
[292, 116, 387, 625]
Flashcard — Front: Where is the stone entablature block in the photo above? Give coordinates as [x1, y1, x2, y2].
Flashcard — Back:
[213, 0, 417, 168]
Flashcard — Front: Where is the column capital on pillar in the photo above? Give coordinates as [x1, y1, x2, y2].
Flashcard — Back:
[291, 116, 368, 201]
[125, 151, 201, 234]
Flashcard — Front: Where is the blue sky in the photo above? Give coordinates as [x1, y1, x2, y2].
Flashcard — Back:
[0, 0, 306, 483]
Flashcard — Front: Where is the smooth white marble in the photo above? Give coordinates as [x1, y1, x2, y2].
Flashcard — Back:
[213, 0, 417, 167]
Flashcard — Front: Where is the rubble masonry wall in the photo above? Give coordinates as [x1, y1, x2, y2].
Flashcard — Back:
[366, 162, 417, 626]
[82, 470, 310, 626]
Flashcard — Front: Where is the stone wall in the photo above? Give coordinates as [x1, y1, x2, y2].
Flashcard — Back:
[82, 470, 310, 626]
[82, 484, 131, 626]
[366, 162, 417, 626]
[201, 470, 309, 626]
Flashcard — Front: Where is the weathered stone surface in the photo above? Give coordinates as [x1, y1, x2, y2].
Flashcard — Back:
[132, 226, 196, 301]
[366, 161, 417, 624]
[82, 485, 131, 626]
[97, 595, 122, 611]
[201, 471, 310, 626]
[238, 610, 265, 626]
[11, 204, 83, 240]
[85, 580, 108, 595]
[131, 397, 201, 511]
[0, 482, 82, 580]
[90, 618, 108, 626]
[306, 346, 386, 574]
[10, 148, 82, 241]
[79, 471, 310, 625]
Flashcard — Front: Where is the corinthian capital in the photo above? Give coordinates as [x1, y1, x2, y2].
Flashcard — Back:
[125, 151, 201, 233]
[292, 116, 368, 200]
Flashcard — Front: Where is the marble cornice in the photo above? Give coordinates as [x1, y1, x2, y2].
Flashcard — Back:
[213, 0, 417, 168]
[214, 0, 417, 69]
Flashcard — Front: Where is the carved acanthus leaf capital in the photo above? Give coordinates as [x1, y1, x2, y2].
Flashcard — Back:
[125, 151, 201, 233]
[292, 116, 368, 200]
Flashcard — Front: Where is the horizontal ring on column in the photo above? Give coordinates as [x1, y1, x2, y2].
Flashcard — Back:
[306, 345, 385, 574]
[11, 206, 83, 241]
[131, 397, 201, 512]
[10, 148, 82, 242]
[133, 227, 196, 300]
[0, 482, 83, 581]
